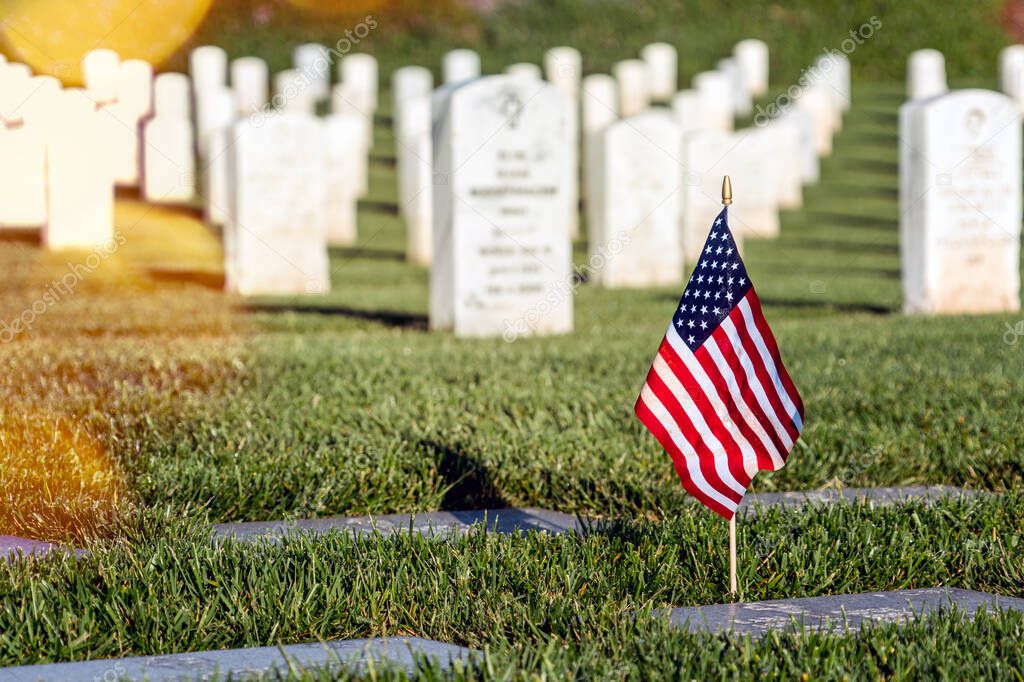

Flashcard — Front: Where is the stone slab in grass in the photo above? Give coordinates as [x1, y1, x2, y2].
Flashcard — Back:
[739, 485, 975, 513]
[1, 536, 85, 562]
[0, 637, 478, 681]
[666, 588, 1024, 636]
[213, 507, 584, 543]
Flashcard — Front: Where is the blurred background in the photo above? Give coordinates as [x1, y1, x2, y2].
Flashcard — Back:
[1, 0, 1021, 87]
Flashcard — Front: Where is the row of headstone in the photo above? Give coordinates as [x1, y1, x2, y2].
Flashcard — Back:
[178, 44, 383, 295]
[400, 40, 851, 336]
[0, 57, 115, 249]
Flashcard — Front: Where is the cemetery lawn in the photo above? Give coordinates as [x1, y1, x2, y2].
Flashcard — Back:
[1, 81, 1023, 676]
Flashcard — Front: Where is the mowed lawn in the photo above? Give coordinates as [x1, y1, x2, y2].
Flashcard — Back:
[1, 64, 1023, 679]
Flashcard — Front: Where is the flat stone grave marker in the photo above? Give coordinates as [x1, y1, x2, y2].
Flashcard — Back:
[664, 588, 1024, 636]
[431, 75, 574, 338]
[213, 507, 583, 543]
[1, 536, 85, 561]
[739, 485, 976, 514]
[1, 637, 478, 681]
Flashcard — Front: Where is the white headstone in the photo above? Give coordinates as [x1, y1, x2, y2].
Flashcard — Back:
[694, 70, 733, 132]
[339, 53, 379, 114]
[274, 69, 315, 115]
[231, 57, 269, 115]
[907, 49, 947, 100]
[613, 59, 652, 118]
[398, 95, 433, 265]
[154, 72, 191, 119]
[640, 42, 677, 103]
[226, 113, 329, 295]
[795, 84, 836, 156]
[734, 39, 769, 97]
[582, 74, 617, 228]
[544, 47, 582, 102]
[999, 45, 1024, 110]
[391, 65, 433, 132]
[670, 89, 703, 135]
[899, 89, 1021, 314]
[200, 87, 236, 225]
[44, 89, 114, 249]
[767, 116, 804, 209]
[782, 106, 819, 184]
[293, 43, 331, 100]
[0, 76, 53, 228]
[681, 131, 746, 262]
[324, 113, 362, 246]
[431, 76, 573, 338]
[190, 45, 228, 93]
[331, 83, 370, 197]
[82, 48, 120, 104]
[816, 52, 851, 113]
[142, 115, 195, 203]
[105, 59, 153, 186]
[592, 111, 682, 287]
[542, 47, 582, 240]
[442, 49, 481, 85]
[717, 57, 752, 118]
[505, 62, 542, 80]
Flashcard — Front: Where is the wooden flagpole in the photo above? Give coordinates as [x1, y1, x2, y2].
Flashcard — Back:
[722, 175, 737, 596]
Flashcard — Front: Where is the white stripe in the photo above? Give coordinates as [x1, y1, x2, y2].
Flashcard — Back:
[738, 298, 804, 433]
[718, 316, 796, 453]
[639, 386, 738, 512]
[651, 353, 748, 493]
[699, 334, 787, 470]
[663, 327, 760, 479]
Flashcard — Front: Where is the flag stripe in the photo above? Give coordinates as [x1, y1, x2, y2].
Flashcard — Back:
[646, 358, 747, 498]
[735, 296, 803, 436]
[742, 292, 806, 423]
[699, 332, 787, 470]
[718, 314, 796, 452]
[635, 388, 738, 516]
[729, 302, 801, 444]
[662, 329, 760, 479]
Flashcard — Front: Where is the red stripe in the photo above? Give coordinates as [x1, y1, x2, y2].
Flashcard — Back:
[644, 364, 743, 503]
[680, 336, 778, 473]
[745, 289, 805, 421]
[705, 322, 790, 463]
[634, 391, 734, 519]
[658, 337, 752, 488]
[728, 301, 801, 444]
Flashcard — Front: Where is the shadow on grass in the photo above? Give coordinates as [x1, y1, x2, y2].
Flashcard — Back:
[356, 200, 401, 217]
[801, 211, 897, 230]
[0, 228, 40, 245]
[241, 302, 429, 329]
[758, 298, 896, 315]
[418, 439, 510, 510]
[329, 244, 406, 260]
[147, 268, 225, 290]
[780, 239, 898, 256]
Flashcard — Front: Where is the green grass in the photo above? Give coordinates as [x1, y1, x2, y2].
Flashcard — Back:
[1, 495, 1022, 671]
[1, 5, 1024, 677]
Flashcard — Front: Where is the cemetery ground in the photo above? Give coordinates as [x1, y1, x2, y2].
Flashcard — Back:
[2, 73, 1023, 679]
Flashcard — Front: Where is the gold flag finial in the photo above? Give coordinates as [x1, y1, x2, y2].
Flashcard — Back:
[722, 175, 733, 206]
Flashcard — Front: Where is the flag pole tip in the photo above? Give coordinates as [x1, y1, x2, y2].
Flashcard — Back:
[722, 175, 733, 206]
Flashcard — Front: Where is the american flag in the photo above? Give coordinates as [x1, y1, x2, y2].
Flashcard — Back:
[634, 207, 804, 519]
